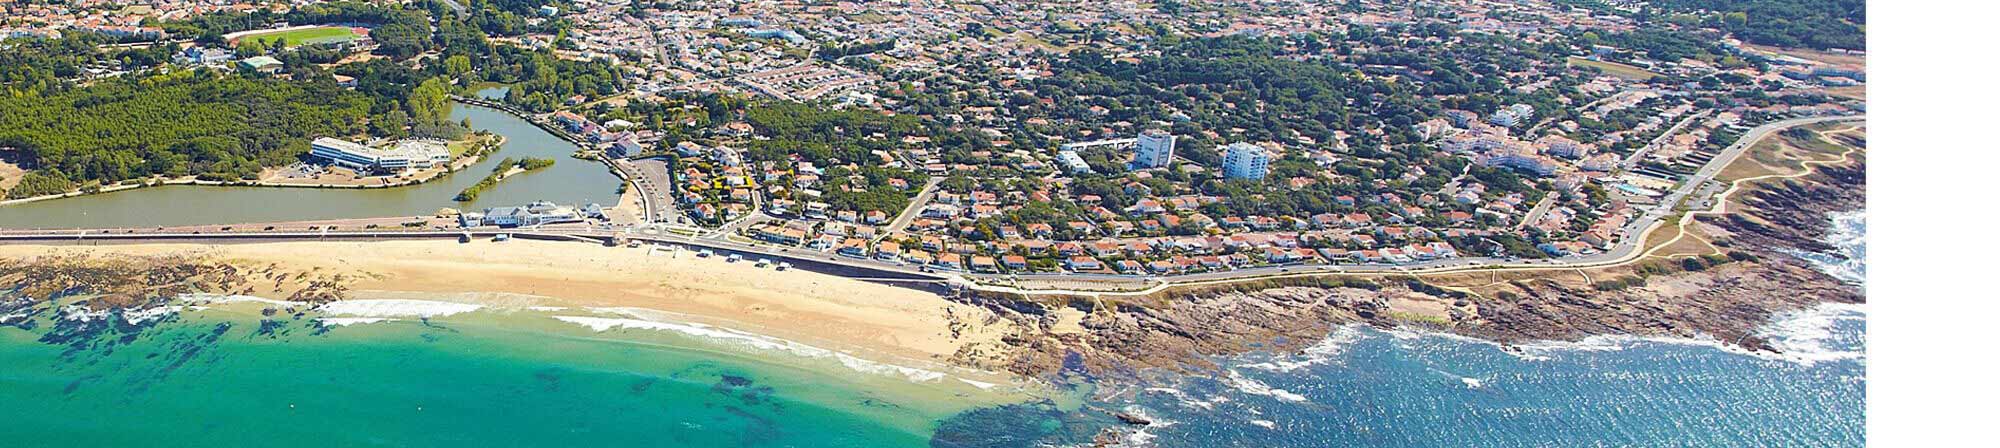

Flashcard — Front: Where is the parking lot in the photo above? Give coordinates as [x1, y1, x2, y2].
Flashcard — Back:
[620, 157, 679, 224]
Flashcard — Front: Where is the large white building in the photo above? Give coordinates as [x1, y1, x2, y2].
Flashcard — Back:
[462, 201, 587, 227]
[1222, 143, 1271, 180]
[1487, 104, 1536, 127]
[1131, 130, 1176, 169]
[309, 137, 450, 174]
[1057, 150, 1093, 174]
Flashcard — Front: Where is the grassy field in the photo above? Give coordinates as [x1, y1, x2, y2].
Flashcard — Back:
[1825, 85, 1866, 100]
[1745, 43, 1865, 68]
[236, 26, 361, 47]
[1720, 124, 1864, 183]
[447, 133, 503, 159]
[1567, 56, 1662, 81]
[1011, 31, 1078, 53]
[0, 153, 25, 194]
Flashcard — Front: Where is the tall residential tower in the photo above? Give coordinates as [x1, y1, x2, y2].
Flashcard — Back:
[1222, 142, 1271, 180]
[1132, 130, 1176, 169]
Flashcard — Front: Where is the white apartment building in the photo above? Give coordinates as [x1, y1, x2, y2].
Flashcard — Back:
[1222, 142, 1271, 180]
[1131, 130, 1176, 169]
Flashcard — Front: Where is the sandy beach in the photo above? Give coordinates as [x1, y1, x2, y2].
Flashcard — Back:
[0, 239, 1021, 369]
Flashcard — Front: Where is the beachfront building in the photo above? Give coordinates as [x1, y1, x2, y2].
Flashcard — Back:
[309, 137, 450, 175]
[1222, 143, 1271, 180]
[462, 201, 587, 227]
[1132, 130, 1176, 169]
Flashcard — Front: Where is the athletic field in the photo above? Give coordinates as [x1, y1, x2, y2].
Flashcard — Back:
[1566, 56, 1662, 81]
[234, 26, 364, 47]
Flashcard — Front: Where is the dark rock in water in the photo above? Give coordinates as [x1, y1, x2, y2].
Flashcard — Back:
[718, 374, 754, 388]
[533, 370, 562, 391]
[720, 405, 783, 446]
[629, 377, 658, 395]
[1113, 411, 1152, 426]
[255, 319, 287, 337]
[62, 374, 101, 395]
[711, 374, 779, 410]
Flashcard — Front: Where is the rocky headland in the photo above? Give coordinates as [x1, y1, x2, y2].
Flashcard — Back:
[951, 159, 1867, 383]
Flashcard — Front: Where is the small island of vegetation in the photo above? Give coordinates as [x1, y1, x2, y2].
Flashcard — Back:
[454, 157, 554, 202]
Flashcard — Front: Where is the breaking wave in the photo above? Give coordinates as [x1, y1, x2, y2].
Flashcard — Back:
[550, 312, 953, 383]
[1223, 370, 1308, 403]
[318, 299, 483, 318]
[318, 317, 395, 327]
[1792, 211, 1866, 285]
[1237, 325, 1362, 372]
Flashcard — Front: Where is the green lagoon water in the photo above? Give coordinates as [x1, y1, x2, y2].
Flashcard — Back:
[0, 298, 1052, 447]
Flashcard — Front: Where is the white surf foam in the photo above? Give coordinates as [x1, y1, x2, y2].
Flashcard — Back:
[319, 299, 481, 318]
[550, 315, 950, 383]
[1238, 325, 1362, 372]
[1791, 211, 1866, 285]
[1143, 387, 1226, 410]
[1249, 419, 1277, 429]
[1125, 427, 1158, 446]
[318, 317, 395, 327]
[1224, 369, 1309, 403]
[1754, 302, 1866, 366]
[179, 293, 304, 307]
[1514, 332, 1757, 358]
[120, 305, 182, 325]
[49, 303, 182, 325]
[1118, 406, 1174, 447]
[1510, 329, 1865, 367]
[57, 304, 107, 322]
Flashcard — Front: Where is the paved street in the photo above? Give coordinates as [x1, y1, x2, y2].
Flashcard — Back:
[878, 177, 945, 242]
[620, 157, 678, 224]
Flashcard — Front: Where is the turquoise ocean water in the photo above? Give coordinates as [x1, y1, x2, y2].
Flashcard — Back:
[0, 299, 1042, 447]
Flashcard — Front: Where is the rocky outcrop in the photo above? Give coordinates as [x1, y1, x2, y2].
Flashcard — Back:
[967, 159, 1868, 381]
[0, 251, 349, 329]
[1706, 163, 1865, 258]
[1455, 258, 1860, 353]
